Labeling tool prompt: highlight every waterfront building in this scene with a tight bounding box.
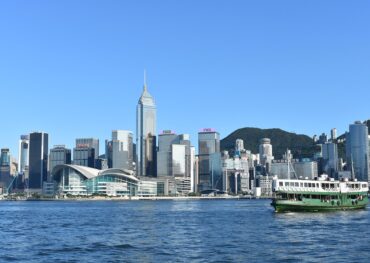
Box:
[255,175,274,197]
[105,140,113,168]
[222,150,250,194]
[0,148,13,192]
[112,130,134,170]
[321,142,339,178]
[270,150,318,180]
[76,138,99,160]
[138,176,177,196]
[73,146,95,168]
[51,164,178,197]
[345,121,369,182]
[0,148,10,166]
[18,135,29,174]
[271,159,318,180]
[136,77,157,177]
[294,160,318,179]
[28,132,49,191]
[52,165,138,196]
[49,145,71,175]
[198,129,222,191]
[157,131,195,194]
[259,138,274,169]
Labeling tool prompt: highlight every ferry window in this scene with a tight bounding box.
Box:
[316,183,319,188]
[330,184,334,188]
[304,183,308,187]
[279,182,283,186]
[300,183,303,187]
[355,184,359,188]
[290,182,294,187]
[308,183,311,187]
[295,182,299,187]
[362,184,367,188]
[285,182,289,187]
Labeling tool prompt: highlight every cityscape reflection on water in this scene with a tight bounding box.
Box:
[0,199,369,263]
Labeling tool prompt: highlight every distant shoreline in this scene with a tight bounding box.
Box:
[1,195,271,202]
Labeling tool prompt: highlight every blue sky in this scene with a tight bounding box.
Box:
[0,0,369,157]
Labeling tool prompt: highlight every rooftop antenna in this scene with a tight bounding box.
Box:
[143,69,147,91]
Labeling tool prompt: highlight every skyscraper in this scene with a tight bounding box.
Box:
[18,135,29,174]
[73,146,95,168]
[28,132,49,190]
[75,138,99,159]
[49,145,72,174]
[198,129,221,191]
[346,121,369,182]
[0,148,12,192]
[157,131,195,194]
[259,138,274,166]
[322,142,338,178]
[112,130,134,170]
[136,76,157,177]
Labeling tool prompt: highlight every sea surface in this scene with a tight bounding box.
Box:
[0,199,369,263]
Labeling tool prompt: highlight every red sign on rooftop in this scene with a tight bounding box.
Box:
[200,128,216,133]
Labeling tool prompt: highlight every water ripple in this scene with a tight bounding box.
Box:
[0,200,369,262]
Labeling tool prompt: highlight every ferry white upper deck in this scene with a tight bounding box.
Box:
[272,175,369,194]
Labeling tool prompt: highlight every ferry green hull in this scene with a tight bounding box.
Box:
[272,197,368,212]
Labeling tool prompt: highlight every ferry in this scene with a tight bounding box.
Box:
[271,174,369,212]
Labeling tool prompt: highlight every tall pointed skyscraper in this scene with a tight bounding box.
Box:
[136,73,157,177]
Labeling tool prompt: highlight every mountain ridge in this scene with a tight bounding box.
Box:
[220,127,319,159]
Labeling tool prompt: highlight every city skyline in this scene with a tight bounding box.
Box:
[1,1,370,156]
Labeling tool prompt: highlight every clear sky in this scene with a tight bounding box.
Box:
[0,0,369,157]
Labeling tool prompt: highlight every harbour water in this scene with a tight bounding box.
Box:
[0,199,369,262]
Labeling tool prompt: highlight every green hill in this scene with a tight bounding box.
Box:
[221,127,319,159]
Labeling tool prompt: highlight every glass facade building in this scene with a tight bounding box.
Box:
[52,165,139,196]
[112,130,134,170]
[73,147,95,168]
[76,138,99,160]
[18,135,29,173]
[198,129,221,191]
[346,121,369,182]
[136,82,157,177]
[157,132,195,194]
[28,132,49,190]
[49,145,72,175]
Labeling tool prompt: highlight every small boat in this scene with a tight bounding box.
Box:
[271,174,369,212]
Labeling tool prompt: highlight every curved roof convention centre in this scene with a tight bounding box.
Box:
[52,164,138,182]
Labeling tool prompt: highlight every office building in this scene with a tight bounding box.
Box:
[157,131,195,194]
[331,128,337,141]
[321,142,339,178]
[0,148,13,192]
[222,150,250,194]
[136,77,157,177]
[105,140,113,168]
[73,146,95,168]
[112,130,134,170]
[346,121,369,182]
[18,135,29,173]
[28,132,49,190]
[49,145,72,175]
[75,138,99,159]
[198,129,222,191]
[259,138,274,168]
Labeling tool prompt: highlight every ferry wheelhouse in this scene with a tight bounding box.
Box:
[271,174,369,212]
